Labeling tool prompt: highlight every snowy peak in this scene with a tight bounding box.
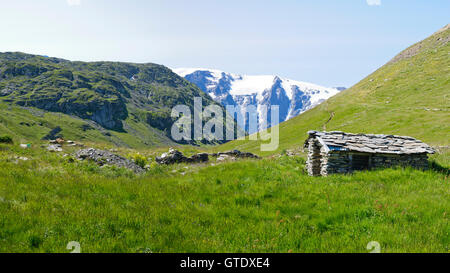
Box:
[173,68,343,133]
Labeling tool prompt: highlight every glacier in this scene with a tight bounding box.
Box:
[173,68,343,134]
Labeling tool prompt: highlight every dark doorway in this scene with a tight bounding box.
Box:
[351,154,371,171]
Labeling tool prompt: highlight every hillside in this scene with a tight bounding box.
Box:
[0,144,448,253]
[0,52,224,148]
[173,68,342,134]
[217,25,450,156]
[0,26,448,254]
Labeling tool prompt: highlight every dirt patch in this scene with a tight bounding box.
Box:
[322,111,335,131]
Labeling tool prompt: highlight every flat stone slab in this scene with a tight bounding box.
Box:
[306,131,435,155]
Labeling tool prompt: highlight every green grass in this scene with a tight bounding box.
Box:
[0,102,179,149]
[0,144,448,253]
[0,51,227,147]
[0,26,448,254]
[217,26,450,156]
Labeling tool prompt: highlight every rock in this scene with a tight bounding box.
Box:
[156,148,186,164]
[217,154,236,162]
[12,156,30,164]
[49,139,82,147]
[285,149,302,157]
[41,127,62,141]
[156,149,210,165]
[74,148,144,173]
[0,87,14,96]
[210,150,260,159]
[156,149,259,165]
[187,153,209,163]
[47,144,63,152]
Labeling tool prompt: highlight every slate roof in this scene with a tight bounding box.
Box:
[305,131,435,155]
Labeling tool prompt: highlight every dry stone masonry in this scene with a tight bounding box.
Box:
[305,131,435,176]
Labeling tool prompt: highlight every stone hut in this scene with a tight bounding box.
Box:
[304,131,435,176]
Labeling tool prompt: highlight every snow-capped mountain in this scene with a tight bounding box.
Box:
[173,68,343,134]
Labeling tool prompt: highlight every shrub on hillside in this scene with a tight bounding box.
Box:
[0,135,13,144]
[128,153,148,168]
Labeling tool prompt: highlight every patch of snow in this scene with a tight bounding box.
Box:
[172,67,344,133]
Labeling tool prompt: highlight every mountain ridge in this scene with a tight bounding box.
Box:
[0,52,227,147]
[173,68,343,133]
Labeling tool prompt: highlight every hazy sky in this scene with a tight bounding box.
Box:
[0,0,448,87]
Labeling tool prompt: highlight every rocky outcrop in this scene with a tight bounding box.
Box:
[16,95,127,130]
[44,138,83,152]
[74,148,144,173]
[41,127,63,140]
[47,144,63,152]
[209,150,260,159]
[156,149,187,164]
[155,149,260,165]
[0,52,225,140]
[156,148,209,165]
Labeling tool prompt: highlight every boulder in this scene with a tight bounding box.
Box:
[187,153,209,163]
[156,149,209,165]
[74,148,144,173]
[47,144,63,152]
[156,149,259,165]
[210,150,260,159]
[156,148,186,164]
[216,154,236,162]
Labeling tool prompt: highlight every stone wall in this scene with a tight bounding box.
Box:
[321,151,351,176]
[307,148,430,176]
[306,139,322,176]
[371,153,429,170]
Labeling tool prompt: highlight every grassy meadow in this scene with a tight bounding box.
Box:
[0,142,448,253]
[0,25,448,254]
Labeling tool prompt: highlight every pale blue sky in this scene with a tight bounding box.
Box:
[0,0,448,87]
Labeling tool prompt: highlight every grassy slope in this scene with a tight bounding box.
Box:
[217,26,450,157]
[0,52,225,148]
[0,102,176,148]
[0,145,448,253]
